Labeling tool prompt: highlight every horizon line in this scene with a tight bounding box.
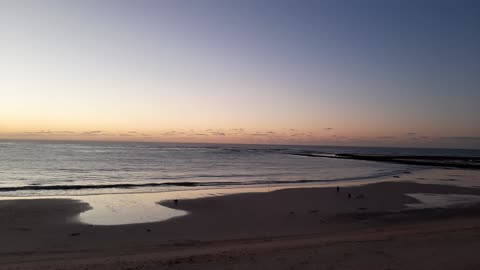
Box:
[1,138,479,151]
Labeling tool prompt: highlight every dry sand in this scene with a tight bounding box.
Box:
[1,178,480,269]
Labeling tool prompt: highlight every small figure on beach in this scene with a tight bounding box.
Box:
[348,193,351,199]
[336,186,340,193]
[174,199,178,205]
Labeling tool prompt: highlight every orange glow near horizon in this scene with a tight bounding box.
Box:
[1,124,479,149]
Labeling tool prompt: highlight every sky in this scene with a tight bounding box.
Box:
[1,0,479,148]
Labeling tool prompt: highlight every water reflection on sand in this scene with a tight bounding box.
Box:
[406,193,480,209]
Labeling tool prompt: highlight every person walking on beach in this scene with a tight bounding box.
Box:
[336,186,340,193]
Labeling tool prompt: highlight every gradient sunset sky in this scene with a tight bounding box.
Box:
[1,0,479,148]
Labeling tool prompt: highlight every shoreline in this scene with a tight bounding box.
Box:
[0,166,420,194]
[1,167,478,226]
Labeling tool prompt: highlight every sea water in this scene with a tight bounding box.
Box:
[1,140,478,198]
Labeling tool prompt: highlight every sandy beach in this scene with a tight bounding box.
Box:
[1,169,480,269]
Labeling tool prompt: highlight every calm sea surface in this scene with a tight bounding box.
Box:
[1,140,479,197]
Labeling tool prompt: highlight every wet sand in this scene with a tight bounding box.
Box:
[1,178,480,269]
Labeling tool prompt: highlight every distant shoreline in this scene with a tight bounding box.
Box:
[292,153,480,169]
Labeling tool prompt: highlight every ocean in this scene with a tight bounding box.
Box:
[1,140,479,197]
